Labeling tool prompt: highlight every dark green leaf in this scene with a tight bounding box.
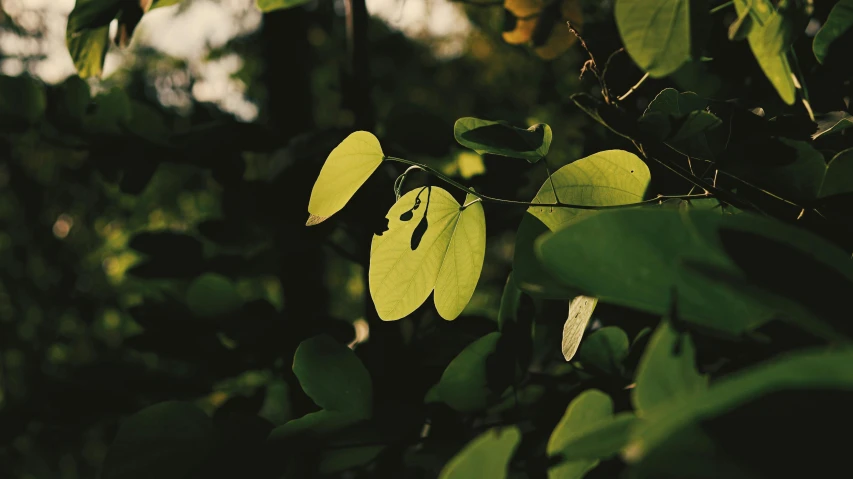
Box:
[67,0,123,32]
[186,273,243,318]
[102,401,215,479]
[291,335,372,415]
[437,332,503,413]
[454,117,552,162]
[821,148,853,198]
[812,111,853,140]
[0,75,46,127]
[813,0,853,64]
[577,326,629,376]
[639,88,722,160]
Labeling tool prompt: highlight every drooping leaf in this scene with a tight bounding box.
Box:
[370,188,485,321]
[307,131,384,225]
[821,148,853,198]
[813,0,853,64]
[561,296,598,362]
[615,0,709,78]
[513,150,649,299]
[438,427,521,479]
[632,321,708,415]
[576,326,629,376]
[102,402,215,479]
[812,111,853,139]
[734,0,797,105]
[547,390,617,479]
[256,0,312,12]
[66,0,124,78]
[186,273,243,319]
[454,117,552,162]
[67,0,123,32]
[437,332,503,413]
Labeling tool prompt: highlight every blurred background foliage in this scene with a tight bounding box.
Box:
[0,0,850,477]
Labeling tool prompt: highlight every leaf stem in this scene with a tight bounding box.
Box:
[709,1,734,14]
[617,72,650,102]
[384,156,711,210]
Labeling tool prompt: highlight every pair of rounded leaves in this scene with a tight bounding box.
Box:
[369,187,486,321]
[502,0,583,61]
[454,117,552,163]
[307,131,384,226]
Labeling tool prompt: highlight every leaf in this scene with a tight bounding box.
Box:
[498,273,523,333]
[151,0,183,9]
[625,348,853,467]
[576,326,629,376]
[102,402,215,479]
[821,148,853,198]
[813,0,853,64]
[437,332,503,413]
[615,0,709,78]
[528,150,651,231]
[186,273,243,318]
[85,87,132,135]
[727,7,753,41]
[513,150,649,299]
[291,335,372,415]
[723,138,826,203]
[256,0,312,12]
[535,209,775,336]
[67,26,110,78]
[370,188,485,321]
[561,296,598,362]
[812,111,853,140]
[67,0,123,32]
[0,75,46,128]
[547,390,616,479]
[502,0,583,61]
[307,131,384,226]
[632,321,708,415]
[639,88,722,161]
[438,427,521,479]
[54,75,91,122]
[454,117,552,162]
[734,0,797,105]
[434,194,486,320]
[126,101,172,145]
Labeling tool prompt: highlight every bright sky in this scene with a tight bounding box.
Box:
[0,0,471,121]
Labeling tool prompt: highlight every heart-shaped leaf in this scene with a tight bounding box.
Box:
[370,188,485,321]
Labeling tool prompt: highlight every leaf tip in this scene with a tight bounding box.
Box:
[306,214,328,226]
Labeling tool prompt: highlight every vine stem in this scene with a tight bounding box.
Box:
[709,1,734,14]
[618,72,650,102]
[384,156,711,210]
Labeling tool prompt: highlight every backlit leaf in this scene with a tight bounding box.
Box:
[561,295,598,362]
[615,0,709,77]
[734,0,797,105]
[547,390,616,479]
[307,131,384,225]
[370,187,485,321]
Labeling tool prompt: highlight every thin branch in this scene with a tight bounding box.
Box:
[601,48,625,90]
[617,72,650,102]
[566,20,613,102]
[385,156,711,210]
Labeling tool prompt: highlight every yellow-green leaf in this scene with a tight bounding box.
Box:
[547,390,614,479]
[734,0,797,105]
[369,187,486,321]
[307,131,384,226]
[561,295,598,362]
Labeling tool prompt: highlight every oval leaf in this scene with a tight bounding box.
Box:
[734,0,797,105]
[438,426,521,479]
[370,187,486,321]
[307,131,384,225]
[576,326,629,376]
[615,0,709,78]
[454,117,552,162]
[291,334,372,415]
[437,332,502,413]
